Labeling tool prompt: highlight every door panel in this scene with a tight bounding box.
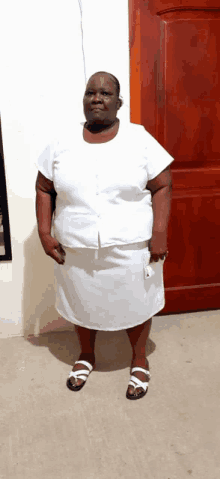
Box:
[147,0,220,14]
[129,1,220,313]
[163,11,220,163]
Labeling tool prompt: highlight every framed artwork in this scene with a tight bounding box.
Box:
[0,116,12,261]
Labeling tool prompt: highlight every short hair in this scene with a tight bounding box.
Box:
[89,71,123,105]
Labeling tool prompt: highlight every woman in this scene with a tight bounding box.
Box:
[36,71,174,400]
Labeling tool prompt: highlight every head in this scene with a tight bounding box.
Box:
[83,72,123,126]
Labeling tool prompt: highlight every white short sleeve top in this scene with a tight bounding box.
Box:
[36,120,174,248]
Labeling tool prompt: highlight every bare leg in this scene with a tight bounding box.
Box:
[75,324,97,358]
[69,325,97,387]
[126,318,152,396]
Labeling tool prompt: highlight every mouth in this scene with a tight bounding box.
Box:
[91,108,103,111]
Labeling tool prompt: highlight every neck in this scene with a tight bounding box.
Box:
[85,118,118,134]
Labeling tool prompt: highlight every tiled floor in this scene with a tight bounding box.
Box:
[1,310,220,479]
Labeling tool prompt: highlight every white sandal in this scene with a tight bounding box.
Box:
[66,360,93,391]
[126,367,151,400]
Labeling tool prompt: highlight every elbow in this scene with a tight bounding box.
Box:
[152,183,172,197]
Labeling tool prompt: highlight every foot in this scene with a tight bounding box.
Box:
[68,353,95,388]
[127,357,150,398]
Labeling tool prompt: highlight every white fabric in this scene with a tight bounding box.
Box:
[54,240,166,331]
[36,120,174,249]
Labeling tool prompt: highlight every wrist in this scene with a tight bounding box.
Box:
[38,230,51,239]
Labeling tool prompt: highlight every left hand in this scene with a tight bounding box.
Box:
[149,233,169,263]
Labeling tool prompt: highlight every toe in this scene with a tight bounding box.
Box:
[127,386,144,397]
[135,387,144,396]
[69,377,83,387]
[127,385,135,396]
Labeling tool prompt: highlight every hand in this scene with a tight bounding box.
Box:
[39,233,66,265]
[149,233,168,263]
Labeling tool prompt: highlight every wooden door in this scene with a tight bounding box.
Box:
[129,0,220,314]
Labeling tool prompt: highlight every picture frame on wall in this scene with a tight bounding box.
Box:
[0,116,12,261]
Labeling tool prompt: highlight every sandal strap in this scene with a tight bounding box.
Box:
[69,369,90,382]
[74,360,93,372]
[128,376,149,392]
[131,367,151,377]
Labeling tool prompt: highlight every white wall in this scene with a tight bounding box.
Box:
[0,0,130,337]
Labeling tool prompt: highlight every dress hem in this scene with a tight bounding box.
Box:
[55,303,165,332]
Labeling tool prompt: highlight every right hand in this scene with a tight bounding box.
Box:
[40,234,66,265]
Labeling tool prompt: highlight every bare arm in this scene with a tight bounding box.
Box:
[147,166,172,261]
[35,171,54,236]
[35,171,65,264]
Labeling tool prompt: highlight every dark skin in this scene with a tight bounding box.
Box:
[83,73,121,143]
[36,73,172,397]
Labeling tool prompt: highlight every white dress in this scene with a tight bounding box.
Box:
[54,239,166,331]
[37,120,174,331]
[35,1,174,331]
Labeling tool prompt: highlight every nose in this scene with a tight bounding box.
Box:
[92,92,102,103]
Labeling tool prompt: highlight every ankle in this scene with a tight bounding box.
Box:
[132,351,146,361]
[132,355,148,366]
[79,352,95,361]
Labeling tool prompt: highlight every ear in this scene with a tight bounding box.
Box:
[116,99,122,110]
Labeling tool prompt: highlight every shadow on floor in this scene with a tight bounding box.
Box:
[27,329,156,373]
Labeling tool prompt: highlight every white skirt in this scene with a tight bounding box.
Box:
[54,240,165,331]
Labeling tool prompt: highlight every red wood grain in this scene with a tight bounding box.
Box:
[129,0,220,313]
[129,0,142,123]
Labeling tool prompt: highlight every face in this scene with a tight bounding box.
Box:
[83,74,120,125]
